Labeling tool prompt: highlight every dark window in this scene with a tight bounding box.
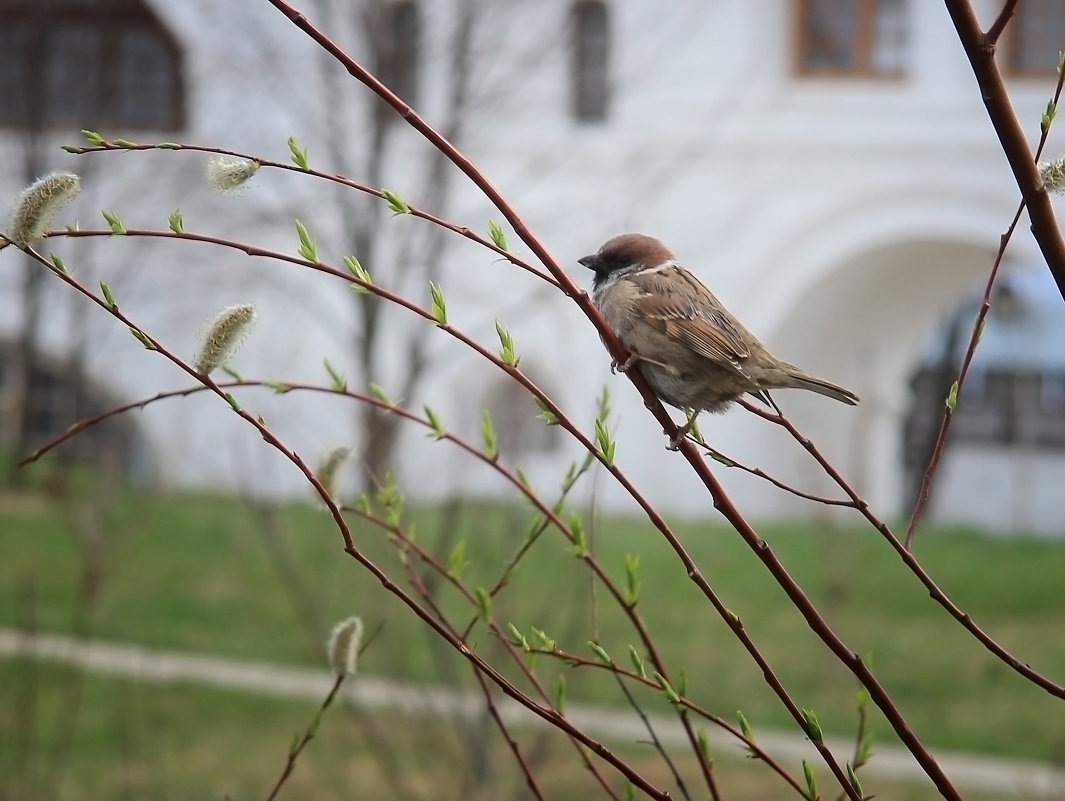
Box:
[904,367,1065,455]
[796,0,908,77]
[366,0,421,124]
[1007,0,1065,77]
[0,0,185,131]
[571,0,610,122]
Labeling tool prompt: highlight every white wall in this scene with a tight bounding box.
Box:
[3,0,1063,528]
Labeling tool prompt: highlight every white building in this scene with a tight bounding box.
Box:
[2,0,1063,531]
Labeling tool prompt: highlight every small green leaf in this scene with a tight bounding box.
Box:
[623,553,641,605]
[488,220,508,251]
[60,144,84,154]
[495,320,518,367]
[515,467,532,490]
[100,282,117,311]
[224,392,241,412]
[448,540,467,578]
[802,708,823,746]
[569,514,587,556]
[623,783,635,801]
[594,417,615,465]
[265,381,292,394]
[676,667,687,697]
[424,405,446,440]
[474,586,492,622]
[112,138,137,149]
[81,129,104,145]
[49,253,67,275]
[945,380,959,411]
[288,136,309,170]
[381,188,410,215]
[168,209,184,233]
[653,671,680,704]
[343,255,372,292]
[596,385,611,420]
[532,627,556,651]
[506,622,529,650]
[221,365,243,381]
[707,449,735,467]
[481,410,499,460]
[588,641,611,665]
[628,645,646,678]
[370,382,393,405]
[288,731,300,757]
[129,327,155,350]
[802,760,817,801]
[323,359,347,391]
[429,281,447,326]
[534,396,559,425]
[294,220,317,262]
[102,209,126,235]
[1042,99,1058,131]
[737,710,755,742]
[554,674,566,713]
[697,728,712,761]
[846,762,863,799]
[157,142,179,150]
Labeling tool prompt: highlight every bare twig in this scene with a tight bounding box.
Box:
[904,30,1065,546]
[740,398,1065,700]
[264,674,345,801]
[944,0,1065,298]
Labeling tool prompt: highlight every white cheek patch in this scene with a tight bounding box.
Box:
[634,260,681,276]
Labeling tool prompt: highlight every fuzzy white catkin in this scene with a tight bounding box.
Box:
[194,304,256,374]
[326,617,363,677]
[205,156,260,193]
[6,171,81,246]
[1039,157,1065,194]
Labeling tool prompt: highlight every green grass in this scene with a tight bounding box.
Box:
[2,484,1064,770]
[0,659,1048,801]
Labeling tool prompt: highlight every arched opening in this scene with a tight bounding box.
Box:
[756,237,1000,517]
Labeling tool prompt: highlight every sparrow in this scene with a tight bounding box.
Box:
[579,233,858,445]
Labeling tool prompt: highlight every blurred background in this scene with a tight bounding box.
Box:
[2,2,1065,800]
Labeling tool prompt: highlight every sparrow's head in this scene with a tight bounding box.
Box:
[579,233,676,287]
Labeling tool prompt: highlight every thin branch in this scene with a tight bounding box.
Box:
[904,35,1065,545]
[264,674,345,801]
[65,138,559,288]
[739,398,1065,701]
[984,0,1018,47]
[944,0,1065,300]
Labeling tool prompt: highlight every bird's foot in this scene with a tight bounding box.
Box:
[612,352,640,374]
[667,412,700,450]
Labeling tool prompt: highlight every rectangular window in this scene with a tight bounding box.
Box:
[1007,0,1065,77]
[571,0,610,122]
[796,0,908,78]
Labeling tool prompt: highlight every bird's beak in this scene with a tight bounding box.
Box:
[578,254,598,270]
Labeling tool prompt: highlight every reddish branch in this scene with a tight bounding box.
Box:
[256,3,960,796]
[740,399,1065,700]
[944,0,1065,300]
[907,2,1065,544]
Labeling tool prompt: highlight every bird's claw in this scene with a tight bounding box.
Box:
[612,353,639,374]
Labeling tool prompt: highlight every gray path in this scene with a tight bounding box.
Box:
[1,628,1062,798]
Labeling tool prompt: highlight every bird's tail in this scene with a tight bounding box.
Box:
[780,365,860,406]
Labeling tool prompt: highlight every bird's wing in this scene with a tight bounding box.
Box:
[630,265,752,370]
